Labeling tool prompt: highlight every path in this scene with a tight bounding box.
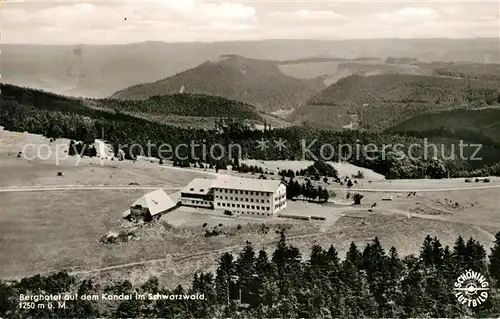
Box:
[2,183,499,193]
[328,184,500,193]
[0,185,181,193]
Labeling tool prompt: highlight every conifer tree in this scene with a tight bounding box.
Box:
[489,231,500,288]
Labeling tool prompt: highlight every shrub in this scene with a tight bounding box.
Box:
[204,229,221,237]
[352,170,365,179]
[202,223,208,228]
[353,193,364,205]
[465,178,472,183]
[475,178,480,182]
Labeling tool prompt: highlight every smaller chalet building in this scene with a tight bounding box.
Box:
[180,178,215,209]
[123,188,177,222]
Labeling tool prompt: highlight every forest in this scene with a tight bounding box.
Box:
[1,84,499,179]
[96,93,262,120]
[1,232,500,318]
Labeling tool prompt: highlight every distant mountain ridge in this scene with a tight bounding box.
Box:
[4,38,498,98]
[110,55,326,112]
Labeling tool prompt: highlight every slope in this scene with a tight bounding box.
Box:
[289,74,500,131]
[0,84,263,124]
[110,55,325,112]
[385,108,500,144]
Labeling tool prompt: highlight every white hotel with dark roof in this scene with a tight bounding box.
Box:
[181,176,287,217]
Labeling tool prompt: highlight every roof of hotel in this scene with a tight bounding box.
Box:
[130,188,177,216]
[181,178,216,195]
[211,176,283,193]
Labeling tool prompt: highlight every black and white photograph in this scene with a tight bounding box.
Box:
[1,0,500,318]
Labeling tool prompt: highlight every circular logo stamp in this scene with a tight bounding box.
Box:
[454,269,490,307]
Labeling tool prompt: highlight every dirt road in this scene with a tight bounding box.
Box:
[2,184,499,193]
[0,185,181,192]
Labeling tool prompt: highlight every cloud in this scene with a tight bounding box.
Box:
[2,0,258,43]
[2,1,497,44]
[378,7,440,24]
[268,9,345,21]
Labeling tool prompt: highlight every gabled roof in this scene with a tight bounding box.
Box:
[131,188,177,216]
[181,178,215,196]
[211,176,283,193]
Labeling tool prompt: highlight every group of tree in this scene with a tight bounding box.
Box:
[285,178,330,203]
[235,163,265,175]
[292,160,339,179]
[67,140,97,157]
[2,232,500,318]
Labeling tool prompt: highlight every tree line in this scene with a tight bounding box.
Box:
[1,232,500,318]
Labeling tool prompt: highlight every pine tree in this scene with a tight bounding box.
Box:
[236,241,256,303]
[465,237,488,272]
[345,242,363,270]
[489,231,500,288]
[420,235,434,266]
[453,235,467,273]
[401,256,427,317]
[382,247,404,317]
[215,252,235,306]
[431,236,444,267]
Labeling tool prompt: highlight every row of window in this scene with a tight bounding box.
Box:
[217,202,271,211]
[216,188,270,196]
[240,211,272,217]
[184,199,210,206]
[215,195,269,203]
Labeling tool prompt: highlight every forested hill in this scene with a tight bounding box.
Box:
[95,93,262,120]
[290,74,500,131]
[309,74,500,107]
[385,108,500,145]
[431,63,500,81]
[0,84,262,121]
[110,55,326,112]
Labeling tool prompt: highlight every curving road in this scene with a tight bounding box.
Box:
[2,184,499,193]
[329,184,500,193]
[0,185,181,193]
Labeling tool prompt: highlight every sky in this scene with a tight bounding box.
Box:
[2,0,499,44]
